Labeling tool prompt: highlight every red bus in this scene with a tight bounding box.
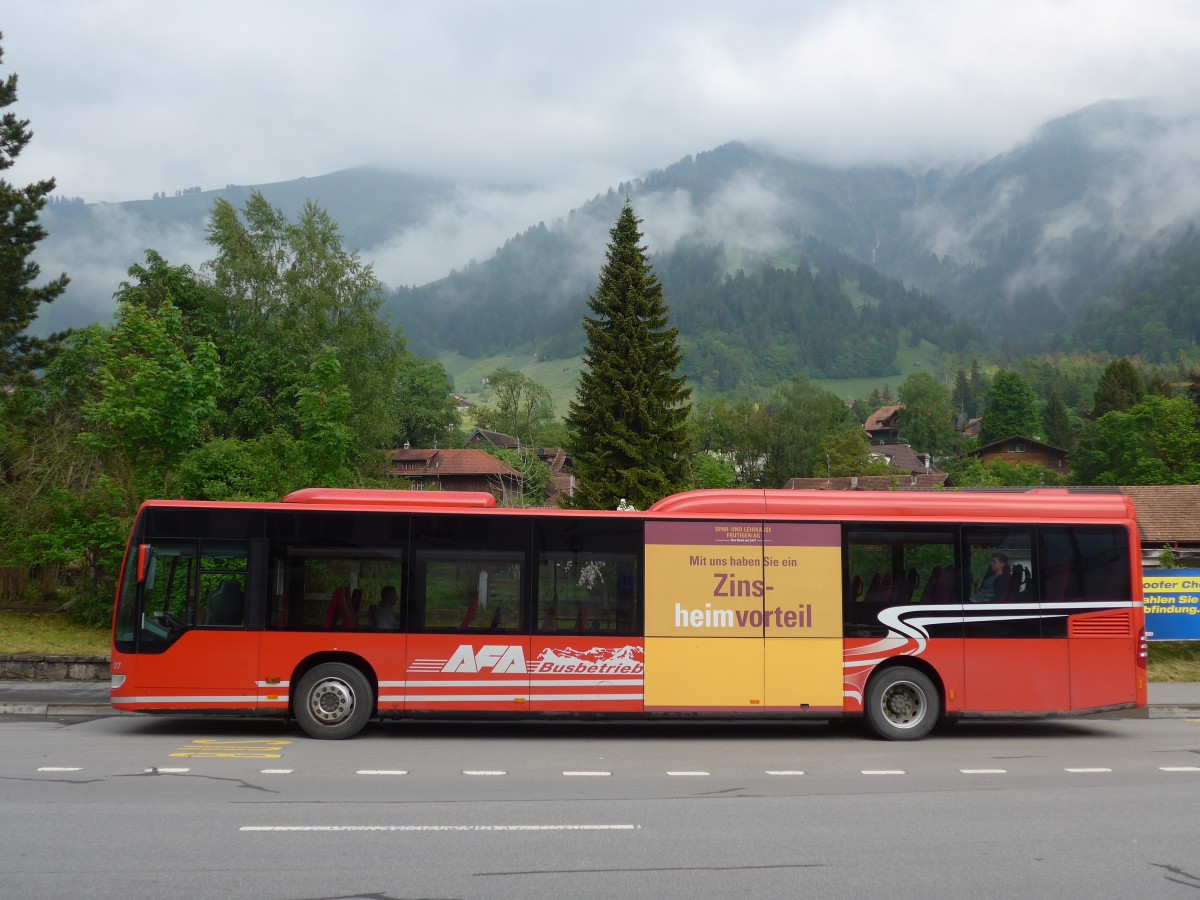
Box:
[109,487,1147,740]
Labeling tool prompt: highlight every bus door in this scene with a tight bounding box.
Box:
[643,520,768,712]
[131,540,259,708]
[404,515,531,713]
[1041,526,1139,711]
[962,527,1069,712]
[528,518,645,713]
[762,522,843,713]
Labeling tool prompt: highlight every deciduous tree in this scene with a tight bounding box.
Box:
[897,372,957,458]
[980,370,1041,444]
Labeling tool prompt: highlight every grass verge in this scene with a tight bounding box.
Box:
[0,612,110,656]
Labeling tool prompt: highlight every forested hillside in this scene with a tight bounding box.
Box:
[1071,224,1200,362]
[34,99,1200,381]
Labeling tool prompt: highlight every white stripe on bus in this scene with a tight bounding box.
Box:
[379,679,643,688]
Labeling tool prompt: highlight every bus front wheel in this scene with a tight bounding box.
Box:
[864,666,939,741]
[294,662,373,739]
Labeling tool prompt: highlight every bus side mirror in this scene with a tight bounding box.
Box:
[137,544,152,584]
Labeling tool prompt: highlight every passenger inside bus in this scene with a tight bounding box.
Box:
[370,585,401,629]
[972,552,1009,602]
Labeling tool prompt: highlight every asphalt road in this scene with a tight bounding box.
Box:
[3,713,1200,900]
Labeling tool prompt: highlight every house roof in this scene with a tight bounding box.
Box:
[869,441,943,475]
[465,427,520,449]
[865,405,903,432]
[388,448,523,477]
[968,435,1068,457]
[1119,485,1200,543]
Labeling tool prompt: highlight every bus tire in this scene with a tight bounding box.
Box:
[294,662,373,739]
[864,666,939,741]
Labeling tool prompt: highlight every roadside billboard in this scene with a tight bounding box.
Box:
[1143,569,1200,640]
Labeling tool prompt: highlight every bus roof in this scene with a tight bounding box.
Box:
[647,488,1136,524]
[136,487,1137,526]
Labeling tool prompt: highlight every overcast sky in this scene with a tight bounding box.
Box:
[8,0,1200,205]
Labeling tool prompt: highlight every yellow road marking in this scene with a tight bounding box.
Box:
[171,738,292,760]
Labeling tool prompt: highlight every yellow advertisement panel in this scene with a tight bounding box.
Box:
[764,638,843,709]
[644,638,763,709]
[643,520,843,711]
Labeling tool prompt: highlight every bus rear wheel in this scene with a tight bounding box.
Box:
[864,666,939,741]
[294,662,373,739]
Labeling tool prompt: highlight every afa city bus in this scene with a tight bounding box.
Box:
[109,487,1147,740]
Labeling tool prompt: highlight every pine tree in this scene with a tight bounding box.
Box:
[1093,357,1145,418]
[0,33,68,385]
[1042,389,1074,451]
[565,202,692,509]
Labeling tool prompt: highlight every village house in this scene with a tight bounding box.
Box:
[968,435,1069,473]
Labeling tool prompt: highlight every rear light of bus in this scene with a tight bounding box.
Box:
[1137,627,1148,669]
[110,674,126,690]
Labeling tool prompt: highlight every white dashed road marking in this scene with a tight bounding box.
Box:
[1065,768,1112,773]
[463,770,506,776]
[38,767,82,772]
[563,771,611,776]
[862,769,906,775]
[260,769,293,774]
[240,824,640,832]
[356,770,409,775]
[667,771,710,776]
[765,770,806,776]
[960,769,1008,774]
[1159,766,1200,772]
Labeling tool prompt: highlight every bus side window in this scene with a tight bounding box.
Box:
[534,518,643,638]
[845,525,957,635]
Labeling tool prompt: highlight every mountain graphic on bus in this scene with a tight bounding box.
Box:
[530,644,644,674]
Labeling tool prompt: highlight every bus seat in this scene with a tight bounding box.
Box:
[1007,566,1026,600]
[460,594,478,631]
[322,587,358,629]
[489,606,503,630]
[205,580,244,626]
[920,566,942,603]
[1044,565,1069,602]
[879,572,893,601]
[851,574,863,602]
[574,606,589,633]
[899,567,919,603]
[865,573,881,602]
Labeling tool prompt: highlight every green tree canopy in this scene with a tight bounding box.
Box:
[473,367,555,444]
[692,395,771,487]
[980,369,1041,445]
[565,203,693,509]
[897,372,957,457]
[1072,395,1200,485]
[819,425,891,477]
[1041,389,1075,451]
[762,377,854,486]
[1092,357,1145,418]
[202,193,409,454]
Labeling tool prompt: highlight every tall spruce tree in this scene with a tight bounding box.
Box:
[0,33,68,384]
[1042,389,1074,450]
[565,202,692,509]
[1093,357,1144,418]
